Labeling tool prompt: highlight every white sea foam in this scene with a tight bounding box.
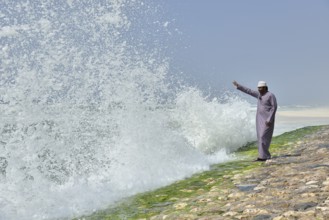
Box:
[0,1,258,219]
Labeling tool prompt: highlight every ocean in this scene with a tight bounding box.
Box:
[1,1,329,219]
[275,106,329,136]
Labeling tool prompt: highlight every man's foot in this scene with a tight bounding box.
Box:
[253,158,267,162]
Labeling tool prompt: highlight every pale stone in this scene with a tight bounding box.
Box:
[203,177,215,182]
[228,192,244,199]
[178,214,197,219]
[317,148,327,154]
[301,193,316,198]
[316,206,329,211]
[221,189,231,194]
[283,210,299,217]
[322,181,329,186]
[180,189,193,193]
[173,202,187,210]
[237,215,256,220]
[197,198,212,203]
[321,185,329,191]
[217,196,227,201]
[301,210,316,216]
[232,174,243,180]
[223,203,232,208]
[223,211,238,217]
[260,179,271,185]
[307,184,319,188]
[232,170,241,174]
[206,181,216,185]
[223,175,232,179]
[210,186,220,191]
[245,204,256,209]
[207,202,217,206]
[243,208,269,215]
[190,207,201,213]
[207,191,221,198]
[254,185,266,190]
[306,180,319,185]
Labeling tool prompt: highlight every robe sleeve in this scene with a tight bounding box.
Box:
[267,93,277,123]
[236,84,259,99]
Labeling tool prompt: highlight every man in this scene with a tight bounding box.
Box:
[232,80,277,161]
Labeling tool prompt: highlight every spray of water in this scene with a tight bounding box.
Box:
[0,1,255,219]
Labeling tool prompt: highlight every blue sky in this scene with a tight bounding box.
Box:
[162,0,329,106]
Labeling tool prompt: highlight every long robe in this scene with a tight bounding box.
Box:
[237,84,277,159]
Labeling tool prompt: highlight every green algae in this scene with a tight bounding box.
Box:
[73,125,325,220]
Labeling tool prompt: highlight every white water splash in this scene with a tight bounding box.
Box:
[0,1,255,219]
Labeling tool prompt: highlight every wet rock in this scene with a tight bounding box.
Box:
[236,184,257,192]
[252,214,273,220]
[293,202,318,211]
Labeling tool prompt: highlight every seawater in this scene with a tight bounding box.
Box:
[275,106,329,136]
[0,1,256,219]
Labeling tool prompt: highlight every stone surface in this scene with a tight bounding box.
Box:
[146,126,329,219]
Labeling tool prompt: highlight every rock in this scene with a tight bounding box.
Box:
[306,180,319,185]
[243,208,269,215]
[316,206,329,211]
[197,198,212,203]
[301,193,316,198]
[252,214,273,220]
[293,202,318,211]
[232,174,243,180]
[209,186,220,191]
[321,185,329,191]
[253,185,266,191]
[322,180,329,186]
[190,207,201,213]
[282,210,299,217]
[227,192,245,199]
[236,184,257,192]
[173,202,187,210]
[272,216,284,220]
[223,211,238,217]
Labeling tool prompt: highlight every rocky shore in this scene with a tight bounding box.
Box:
[146,126,329,220]
[77,126,329,220]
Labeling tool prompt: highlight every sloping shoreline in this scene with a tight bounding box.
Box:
[75,125,329,220]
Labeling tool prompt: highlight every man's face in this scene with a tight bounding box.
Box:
[258,87,266,95]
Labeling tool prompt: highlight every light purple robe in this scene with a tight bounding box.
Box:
[237,84,277,159]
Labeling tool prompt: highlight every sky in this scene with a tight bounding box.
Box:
[161,0,329,106]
